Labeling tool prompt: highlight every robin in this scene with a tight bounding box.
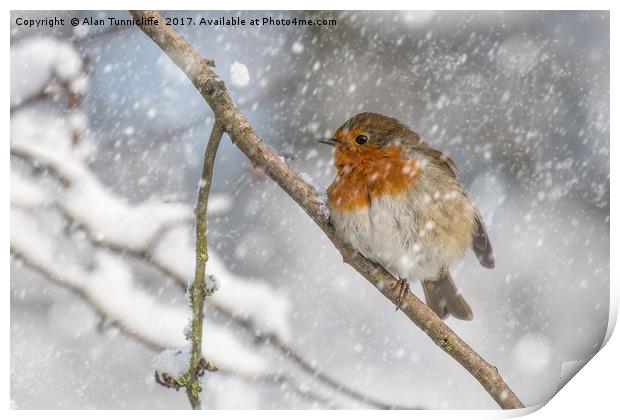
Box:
[319,112,494,320]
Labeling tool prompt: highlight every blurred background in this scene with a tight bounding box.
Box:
[10,10,609,409]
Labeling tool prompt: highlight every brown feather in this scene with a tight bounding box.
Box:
[471,208,495,268]
[416,144,458,178]
[415,141,495,270]
[422,270,473,321]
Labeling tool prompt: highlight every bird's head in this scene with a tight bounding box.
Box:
[318,112,420,170]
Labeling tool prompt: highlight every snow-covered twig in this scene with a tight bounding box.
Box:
[10,37,88,113]
[130,9,524,410]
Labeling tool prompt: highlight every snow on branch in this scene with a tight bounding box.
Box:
[11,140,192,252]
[10,139,291,341]
[11,172,51,209]
[11,214,337,407]
[10,210,267,376]
[10,37,88,110]
[130,9,525,410]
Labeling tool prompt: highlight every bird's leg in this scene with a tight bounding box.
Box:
[394,278,410,311]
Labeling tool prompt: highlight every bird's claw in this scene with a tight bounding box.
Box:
[394,278,409,311]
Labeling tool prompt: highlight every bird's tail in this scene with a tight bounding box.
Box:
[421,270,473,321]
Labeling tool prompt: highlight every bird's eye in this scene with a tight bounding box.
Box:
[355,135,368,145]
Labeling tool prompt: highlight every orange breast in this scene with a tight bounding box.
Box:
[327,146,419,212]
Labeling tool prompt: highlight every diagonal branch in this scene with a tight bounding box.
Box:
[131,9,523,409]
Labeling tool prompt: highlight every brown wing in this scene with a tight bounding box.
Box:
[471,208,495,268]
[409,140,495,269]
[417,143,458,178]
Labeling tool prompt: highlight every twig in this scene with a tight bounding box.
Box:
[155,358,217,396]
[183,121,224,409]
[130,10,524,409]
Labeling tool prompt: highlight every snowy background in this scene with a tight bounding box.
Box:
[10,10,609,409]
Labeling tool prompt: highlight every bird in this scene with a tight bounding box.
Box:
[319,112,494,320]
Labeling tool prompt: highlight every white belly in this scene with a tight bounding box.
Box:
[329,181,475,282]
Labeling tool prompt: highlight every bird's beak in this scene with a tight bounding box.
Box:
[316,138,340,147]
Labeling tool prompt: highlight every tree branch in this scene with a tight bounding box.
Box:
[180,120,223,409]
[130,10,523,409]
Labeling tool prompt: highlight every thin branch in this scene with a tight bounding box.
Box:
[130,10,524,410]
[180,120,224,409]
[10,53,88,115]
[10,90,51,114]
[11,147,73,187]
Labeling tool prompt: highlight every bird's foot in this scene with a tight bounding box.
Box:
[394,278,409,311]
